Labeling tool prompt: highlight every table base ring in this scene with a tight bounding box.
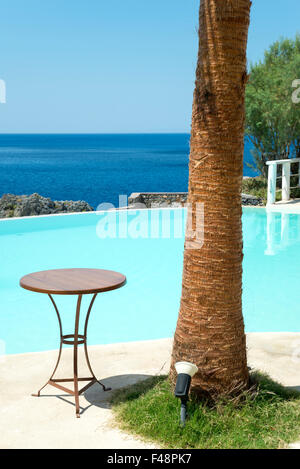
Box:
[62,334,85,345]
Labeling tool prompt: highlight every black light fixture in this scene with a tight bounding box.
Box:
[174,361,198,427]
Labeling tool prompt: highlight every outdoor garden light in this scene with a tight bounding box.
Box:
[174,361,198,427]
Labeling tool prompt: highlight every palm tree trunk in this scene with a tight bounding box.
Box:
[171,0,252,397]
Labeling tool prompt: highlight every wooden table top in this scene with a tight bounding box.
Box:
[20,268,126,295]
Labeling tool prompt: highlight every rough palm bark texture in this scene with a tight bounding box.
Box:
[171,0,252,397]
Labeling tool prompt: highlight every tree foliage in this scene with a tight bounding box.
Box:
[245,35,300,177]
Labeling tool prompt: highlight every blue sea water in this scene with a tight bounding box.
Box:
[0,134,256,208]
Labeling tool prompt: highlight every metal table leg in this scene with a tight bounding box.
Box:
[32,293,111,418]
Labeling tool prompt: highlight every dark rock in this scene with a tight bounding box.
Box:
[241,193,263,206]
[128,192,188,209]
[128,192,263,208]
[0,193,93,218]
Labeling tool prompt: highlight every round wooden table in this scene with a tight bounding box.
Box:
[20,268,126,418]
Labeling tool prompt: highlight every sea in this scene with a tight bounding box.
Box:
[0,134,256,209]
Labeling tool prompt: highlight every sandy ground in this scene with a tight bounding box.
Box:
[1,333,300,449]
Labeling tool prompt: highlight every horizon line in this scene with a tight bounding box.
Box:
[0,131,191,136]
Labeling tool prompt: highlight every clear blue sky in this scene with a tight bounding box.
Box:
[1,0,299,133]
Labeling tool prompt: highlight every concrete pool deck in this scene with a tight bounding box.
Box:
[1,333,300,449]
[267,199,300,213]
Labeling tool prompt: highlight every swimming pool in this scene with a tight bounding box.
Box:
[1,207,300,355]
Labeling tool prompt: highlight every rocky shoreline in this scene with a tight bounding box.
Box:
[0,189,263,219]
[0,193,93,219]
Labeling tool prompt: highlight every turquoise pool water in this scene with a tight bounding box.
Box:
[1,207,300,355]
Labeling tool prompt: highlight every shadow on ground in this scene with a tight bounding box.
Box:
[84,374,153,410]
[36,374,154,416]
[285,385,300,393]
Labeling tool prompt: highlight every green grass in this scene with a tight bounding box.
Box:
[111,374,300,449]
